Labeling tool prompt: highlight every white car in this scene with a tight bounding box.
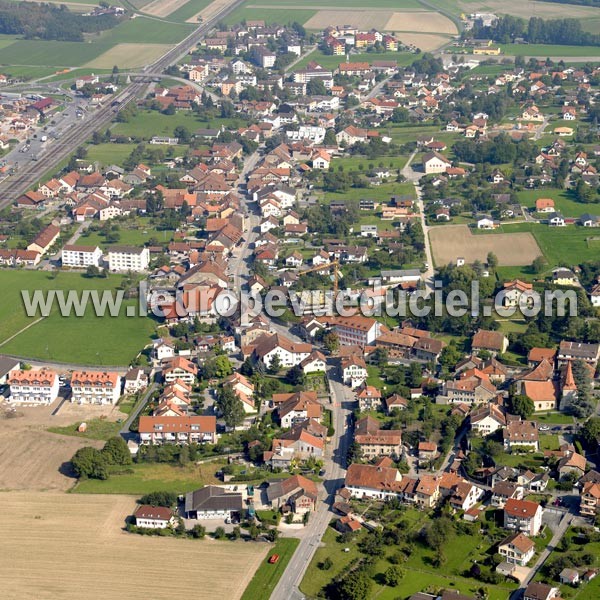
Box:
[538,425,550,431]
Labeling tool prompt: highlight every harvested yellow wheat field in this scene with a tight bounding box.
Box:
[0,492,267,600]
[386,11,457,35]
[85,43,174,69]
[429,224,542,267]
[395,32,452,51]
[142,0,189,18]
[304,9,392,31]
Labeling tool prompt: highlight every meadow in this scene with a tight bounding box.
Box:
[0,270,155,365]
[72,460,226,494]
[294,50,416,71]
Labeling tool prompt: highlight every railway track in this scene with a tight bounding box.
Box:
[0,0,245,205]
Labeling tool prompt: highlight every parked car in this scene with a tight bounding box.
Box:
[538,425,550,431]
[268,554,280,564]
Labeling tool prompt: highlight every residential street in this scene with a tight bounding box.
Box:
[270,372,353,600]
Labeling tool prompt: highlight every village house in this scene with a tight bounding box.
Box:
[340,354,368,388]
[354,415,402,459]
[471,329,509,356]
[504,498,543,536]
[498,532,535,566]
[134,505,177,529]
[356,384,383,412]
[266,475,318,520]
[123,368,149,394]
[503,420,539,452]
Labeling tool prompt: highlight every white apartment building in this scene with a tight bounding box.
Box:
[70,371,122,405]
[61,244,103,268]
[332,316,381,346]
[107,245,150,272]
[8,369,60,405]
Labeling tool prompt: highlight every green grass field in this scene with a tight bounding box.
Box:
[0,271,155,365]
[98,16,194,45]
[48,417,123,441]
[0,39,111,67]
[79,216,175,247]
[516,189,599,219]
[72,460,225,494]
[241,538,300,600]
[501,44,600,57]
[112,109,246,139]
[293,50,416,71]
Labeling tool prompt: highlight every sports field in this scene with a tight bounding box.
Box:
[429,224,542,266]
[0,492,267,600]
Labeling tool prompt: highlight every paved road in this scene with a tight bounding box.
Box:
[401,150,434,292]
[119,381,156,436]
[270,372,353,600]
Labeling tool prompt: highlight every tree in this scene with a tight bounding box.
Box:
[102,436,131,466]
[323,332,339,354]
[216,385,245,429]
[508,394,535,419]
[268,354,282,374]
[319,557,333,570]
[71,446,109,480]
[178,444,190,465]
[191,524,206,538]
[85,265,100,278]
[214,526,226,539]
[582,417,600,450]
[486,252,498,269]
[323,128,337,146]
[335,567,372,600]
[286,365,305,386]
[139,491,177,507]
[531,255,548,274]
[383,566,403,587]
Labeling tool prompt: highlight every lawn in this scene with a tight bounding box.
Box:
[535,411,576,425]
[79,216,176,248]
[48,417,123,441]
[540,434,560,451]
[333,154,410,172]
[323,182,415,205]
[516,189,599,219]
[241,538,300,600]
[72,459,225,494]
[0,271,155,366]
[85,143,139,166]
[112,109,246,139]
[500,44,600,57]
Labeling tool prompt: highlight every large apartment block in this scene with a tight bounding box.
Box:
[107,245,150,272]
[138,416,217,445]
[70,371,122,405]
[8,369,60,405]
[61,244,103,268]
